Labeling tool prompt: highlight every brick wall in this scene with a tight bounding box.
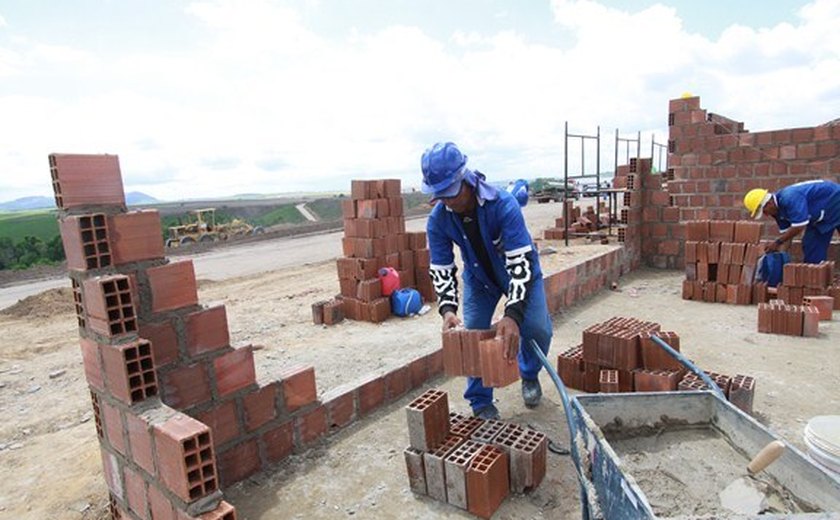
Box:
[642,96,840,268]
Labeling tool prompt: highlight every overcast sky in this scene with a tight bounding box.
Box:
[1,0,838,203]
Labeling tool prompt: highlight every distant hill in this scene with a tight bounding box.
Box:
[0,196,54,211]
[0,191,159,211]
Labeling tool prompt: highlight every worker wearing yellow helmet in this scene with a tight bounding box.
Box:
[744,180,840,263]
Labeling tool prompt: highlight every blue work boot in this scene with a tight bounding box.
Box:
[473,403,500,420]
[522,378,542,408]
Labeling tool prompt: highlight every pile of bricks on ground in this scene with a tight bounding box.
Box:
[757,301,822,337]
[52,154,450,520]
[543,201,609,241]
[441,329,520,387]
[556,316,756,414]
[403,389,547,519]
[775,261,839,307]
[681,219,765,304]
[318,178,434,325]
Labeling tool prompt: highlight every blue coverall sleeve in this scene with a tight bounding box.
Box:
[427,212,459,315]
[780,192,810,230]
[498,198,535,326]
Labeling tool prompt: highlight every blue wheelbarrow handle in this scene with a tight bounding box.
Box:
[648,334,726,400]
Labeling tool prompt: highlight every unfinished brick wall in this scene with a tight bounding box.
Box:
[647,96,840,268]
[53,154,447,519]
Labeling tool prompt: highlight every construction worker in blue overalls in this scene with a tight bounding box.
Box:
[744,180,840,263]
[421,142,552,420]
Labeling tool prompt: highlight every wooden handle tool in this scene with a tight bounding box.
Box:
[747,440,786,475]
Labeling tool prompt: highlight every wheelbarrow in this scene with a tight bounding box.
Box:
[528,336,840,519]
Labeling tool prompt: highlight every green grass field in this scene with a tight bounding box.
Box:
[253,204,307,227]
[0,210,59,242]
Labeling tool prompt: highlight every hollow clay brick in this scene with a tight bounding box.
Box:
[278,365,317,412]
[466,445,510,519]
[405,388,450,452]
[404,447,427,495]
[147,260,199,313]
[423,434,465,502]
[213,346,256,397]
[444,439,484,510]
[49,153,126,209]
[185,305,230,357]
[153,413,218,502]
[108,210,165,265]
[478,335,520,388]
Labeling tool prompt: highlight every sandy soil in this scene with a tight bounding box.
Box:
[1,198,837,519]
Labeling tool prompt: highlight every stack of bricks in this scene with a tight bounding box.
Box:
[442,329,520,387]
[311,299,345,325]
[403,389,547,518]
[335,179,434,323]
[678,372,757,414]
[757,301,821,337]
[681,219,764,304]
[52,154,449,519]
[543,203,607,240]
[614,158,647,265]
[777,261,835,306]
[556,316,756,413]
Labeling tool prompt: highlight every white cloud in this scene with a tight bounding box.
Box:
[0,0,838,203]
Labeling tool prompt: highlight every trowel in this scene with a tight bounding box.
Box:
[719,440,786,515]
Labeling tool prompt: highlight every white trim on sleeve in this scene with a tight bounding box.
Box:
[430,262,456,271]
[789,220,809,227]
[504,245,533,258]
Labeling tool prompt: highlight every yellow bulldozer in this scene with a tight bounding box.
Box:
[165,208,264,248]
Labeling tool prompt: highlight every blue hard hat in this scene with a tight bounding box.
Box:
[420,142,468,196]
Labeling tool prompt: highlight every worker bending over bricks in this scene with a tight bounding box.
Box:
[744,180,840,263]
[421,142,553,420]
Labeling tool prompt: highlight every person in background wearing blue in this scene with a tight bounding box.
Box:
[744,180,840,263]
[421,142,552,420]
[506,179,530,207]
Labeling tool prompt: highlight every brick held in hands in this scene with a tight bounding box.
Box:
[423,434,465,502]
[101,338,158,405]
[83,275,138,337]
[153,413,218,502]
[49,153,126,210]
[442,329,465,376]
[461,329,495,377]
[278,365,317,412]
[147,260,199,313]
[108,210,165,264]
[404,447,427,495]
[478,335,520,388]
[60,213,112,271]
[466,445,510,519]
[444,439,485,510]
[405,388,450,452]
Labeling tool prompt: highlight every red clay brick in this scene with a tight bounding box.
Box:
[444,439,484,509]
[384,365,410,401]
[108,210,165,265]
[49,153,126,209]
[101,339,158,405]
[803,295,834,320]
[322,384,356,431]
[442,329,465,376]
[278,365,317,412]
[147,260,199,313]
[295,405,327,447]
[466,445,509,519]
[213,346,256,397]
[159,362,212,409]
[83,275,138,337]
[60,214,112,271]
[147,484,175,520]
[153,413,218,502]
[407,355,430,389]
[194,400,241,447]
[426,348,444,377]
[242,382,278,432]
[218,439,261,487]
[79,338,106,391]
[358,375,385,416]
[123,465,148,519]
[478,335,520,388]
[262,420,294,463]
[138,319,179,367]
[406,388,449,452]
[184,305,230,357]
[100,447,124,501]
[125,410,155,476]
[101,398,127,455]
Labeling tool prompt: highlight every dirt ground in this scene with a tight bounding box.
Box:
[1,199,838,519]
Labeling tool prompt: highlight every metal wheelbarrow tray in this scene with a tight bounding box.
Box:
[571,390,840,519]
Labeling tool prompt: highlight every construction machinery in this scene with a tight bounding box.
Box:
[165,208,264,248]
[531,178,579,203]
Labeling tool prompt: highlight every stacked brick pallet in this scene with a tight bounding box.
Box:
[441,329,520,387]
[403,389,547,518]
[678,372,757,414]
[757,301,821,337]
[681,219,764,304]
[52,155,450,519]
[334,179,434,323]
[543,202,607,240]
[556,316,756,413]
[777,261,836,306]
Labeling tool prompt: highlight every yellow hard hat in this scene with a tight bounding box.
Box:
[744,188,770,219]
